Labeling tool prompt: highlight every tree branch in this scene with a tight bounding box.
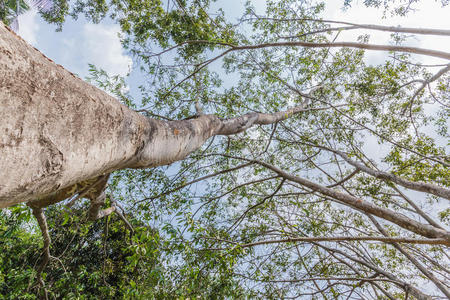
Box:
[218,154,450,241]
[315,242,432,300]
[183,39,450,60]
[403,63,450,115]
[243,16,450,36]
[28,206,51,300]
[215,103,309,135]
[368,215,450,298]
[135,161,254,204]
[333,149,450,200]
[204,236,450,250]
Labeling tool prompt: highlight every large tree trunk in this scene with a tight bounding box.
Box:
[0,22,220,207]
[0,22,302,208]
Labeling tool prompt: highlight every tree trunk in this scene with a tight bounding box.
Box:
[0,22,307,208]
[0,22,221,207]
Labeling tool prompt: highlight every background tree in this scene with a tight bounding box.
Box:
[1,0,449,299]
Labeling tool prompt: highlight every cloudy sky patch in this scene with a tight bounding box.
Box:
[81,23,132,77]
[17,13,131,80]
[59,23,132,78]
[17,8,39,45]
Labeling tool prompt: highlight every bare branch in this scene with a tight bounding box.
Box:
[135,162,254,204]
[368,215,450,298]
[392,185,444,229]
[227,178,286,232]
[402,63,450,114]
[87,192,134,233]
[28,206,51,300]
[215,103,309,135]
[182,39,450,60]
[315,242,432,300]
[219,154,450,241]
[334,149,450,200]
[244,16,450,36]
[326,169,359,188]
[204,236,450,250]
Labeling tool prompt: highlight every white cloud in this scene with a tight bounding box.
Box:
[17,14,132,96]
[17,8,39,45]
[59,23,132,79]
[81,23,132,77]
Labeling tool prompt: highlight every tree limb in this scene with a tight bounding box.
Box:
[368,215,450,298]
[334,149,450,200]
[204,236,450,250]
[218,154,450,241]
[27,206,51,300]
[243,16,450,36]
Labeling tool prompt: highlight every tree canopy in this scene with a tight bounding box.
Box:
[1,0,450,299]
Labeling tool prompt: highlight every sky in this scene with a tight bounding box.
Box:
[18,13,131,78]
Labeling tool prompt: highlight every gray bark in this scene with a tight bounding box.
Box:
[0,22,307,208]
[1,22,149,207]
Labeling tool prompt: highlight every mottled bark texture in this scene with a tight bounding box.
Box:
[1,21,148,207]
[0,22,308,208]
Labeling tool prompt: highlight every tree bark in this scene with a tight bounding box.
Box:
[1,22,149,207]
[0,22,213,207]
[0,22,307,208]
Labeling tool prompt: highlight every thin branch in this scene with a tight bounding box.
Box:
[218,154,450,241]
[109,196,134,233]
[191,175,280,219]
[279,26,358,39]
[227,178,286,232]
[245,276,403,284]
[402,63,450,114]
[368,215,450,298]
[392,185,444,229]
[315,242,432,300]
[28,206,51,300]
[243,16,450,36]
[135,162,254,204]
[326,169,359,188]
[204,236,449,250]
[87,193,134,233]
